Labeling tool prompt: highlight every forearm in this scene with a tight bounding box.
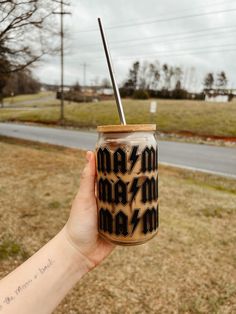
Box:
[0,227,91,314]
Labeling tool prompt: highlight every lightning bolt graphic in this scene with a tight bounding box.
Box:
[129,177,141,202]
[129,146,139,171]
[131,209,141,234]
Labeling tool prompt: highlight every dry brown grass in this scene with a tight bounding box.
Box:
[0,137,235,314]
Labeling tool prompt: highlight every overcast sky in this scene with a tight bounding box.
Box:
[35,0,236,91]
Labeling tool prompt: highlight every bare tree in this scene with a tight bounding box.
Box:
[203,72,214,89]
[216,71,228,89]
[0,56,10,106]
[101,78,111,88]
[72,80,81,92]
[0,0,59,70]
[138,61,149,89]
[187,66,197,92]
[128,61,140,90]
[173,66,183,89]
[162,64,174,90]
[147,61,160,90]
[3,69,40,96]
[0,0,60,102]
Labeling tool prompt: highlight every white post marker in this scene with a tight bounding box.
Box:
[150,101,157,113]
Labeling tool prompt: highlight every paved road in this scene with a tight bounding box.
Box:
[0,122,236,179]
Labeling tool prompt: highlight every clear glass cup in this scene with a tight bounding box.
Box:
[96,124,159,245]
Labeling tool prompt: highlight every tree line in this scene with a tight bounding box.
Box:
[0,1,231,103]
[120,60,229,99]
[203,72,228,90]
[3,69,41,97]
[0,0,59,103]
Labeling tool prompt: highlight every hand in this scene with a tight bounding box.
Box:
[65,151,115,269]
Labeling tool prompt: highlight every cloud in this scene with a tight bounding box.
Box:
[34,0,236,90]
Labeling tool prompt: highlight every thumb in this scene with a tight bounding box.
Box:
[77,151,96,199]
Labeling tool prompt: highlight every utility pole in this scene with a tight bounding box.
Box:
[53,0,71,123]
[81,63,89,102]
[82,63,87,87]
[81,63,89,87]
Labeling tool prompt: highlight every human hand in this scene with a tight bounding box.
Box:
[65,151,115,269]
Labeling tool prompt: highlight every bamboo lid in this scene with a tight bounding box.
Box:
[97,124,156,133]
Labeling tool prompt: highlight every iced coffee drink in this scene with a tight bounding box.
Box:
[96,124,158,245]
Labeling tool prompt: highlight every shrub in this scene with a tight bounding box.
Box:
[132,89,149,99]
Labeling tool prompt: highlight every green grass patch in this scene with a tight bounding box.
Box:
[1,98,236,137]
[0,236,29,261]
[48,200,61,209]
[4,92,53,104]
[161,165,236,194]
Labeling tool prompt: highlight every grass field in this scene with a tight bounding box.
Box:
[1,96,236,139]
[0,137,235,313]
[4,92,53,104]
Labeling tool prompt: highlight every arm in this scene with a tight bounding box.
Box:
[0,151,114,314]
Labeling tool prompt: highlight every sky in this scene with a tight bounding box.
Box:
[35,0,236,91]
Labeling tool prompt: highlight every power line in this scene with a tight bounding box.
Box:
[108,29,236,50]
[114,43,236,60]
[69,39,236,61]
[71,25,236,47]
[106,8,236,31]
[74,49,236,76]
[74,7,236,33]
[106,0,236,26]
[80,43,236,63]
[70,0,236,34]
[71,27,236,52]
[134,47,236,60]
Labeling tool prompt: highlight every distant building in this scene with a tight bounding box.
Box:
[204,88,236,103]
[56,85,114,103]
[80,86,114,100]
[97,87,113,96]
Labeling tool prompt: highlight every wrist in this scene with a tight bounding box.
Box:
[59,227,95,273]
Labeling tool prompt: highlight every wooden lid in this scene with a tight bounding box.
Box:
[97,124,156,133]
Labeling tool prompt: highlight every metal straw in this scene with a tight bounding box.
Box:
[98,17,126,125]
